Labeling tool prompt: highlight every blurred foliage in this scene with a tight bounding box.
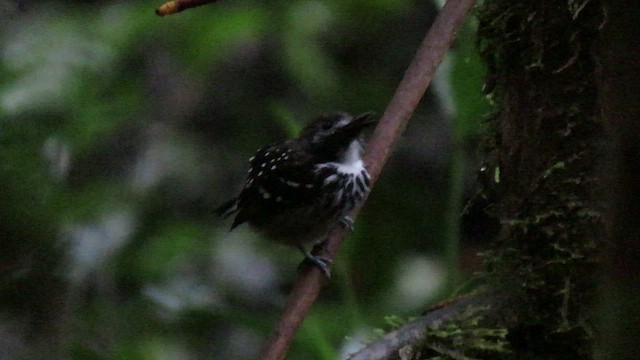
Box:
[0,0,488,358]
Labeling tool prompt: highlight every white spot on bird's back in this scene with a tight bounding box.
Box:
[259,186,271,199]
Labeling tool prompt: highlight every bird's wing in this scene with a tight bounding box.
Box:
[230,144,320,228]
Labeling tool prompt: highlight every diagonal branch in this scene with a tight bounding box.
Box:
[258,0,477,359]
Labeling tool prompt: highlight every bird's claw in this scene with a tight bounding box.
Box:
[298,245,332,278]
[340,216,354,231]
[300,255,332,278]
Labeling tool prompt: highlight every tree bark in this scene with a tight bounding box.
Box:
[354,1,608,358]
[596,0,640,359]
[474,1,605,358]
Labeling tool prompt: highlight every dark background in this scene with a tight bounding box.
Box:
[0,0,489,358]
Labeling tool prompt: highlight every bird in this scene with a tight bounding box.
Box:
[216,112,376,277]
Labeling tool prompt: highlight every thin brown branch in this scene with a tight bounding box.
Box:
[258,0,477,359]
[155,0,219,16]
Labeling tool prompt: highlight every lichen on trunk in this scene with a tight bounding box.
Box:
[469,0,606,358]
[349,2,610,359]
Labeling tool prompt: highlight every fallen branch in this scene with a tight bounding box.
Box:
[347,293,499,360]
[258,0,477,359]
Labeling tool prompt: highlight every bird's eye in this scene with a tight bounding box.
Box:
[321,122,333,131]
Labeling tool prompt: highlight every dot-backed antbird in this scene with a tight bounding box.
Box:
[216,112,376,277]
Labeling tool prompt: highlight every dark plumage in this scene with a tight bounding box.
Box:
[216,112,375,276]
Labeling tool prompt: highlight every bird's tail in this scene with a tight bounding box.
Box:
[215,198,239,218]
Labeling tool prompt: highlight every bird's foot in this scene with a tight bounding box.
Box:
[340,216,354,231]
[298,245,332,278]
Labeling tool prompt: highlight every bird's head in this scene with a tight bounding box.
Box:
[297,112,376,161]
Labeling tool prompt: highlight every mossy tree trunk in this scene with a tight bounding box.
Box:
[596,0,640,359]
[347,1,636,359]
[471,0,605,358]
[409,1,607,359]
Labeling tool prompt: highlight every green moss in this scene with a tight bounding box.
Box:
[460,0,606,358]
[422,305,513,359]
[367,1,605,358]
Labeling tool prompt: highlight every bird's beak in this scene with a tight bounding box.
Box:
[343,112,377,135]
[315,111,377,153]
